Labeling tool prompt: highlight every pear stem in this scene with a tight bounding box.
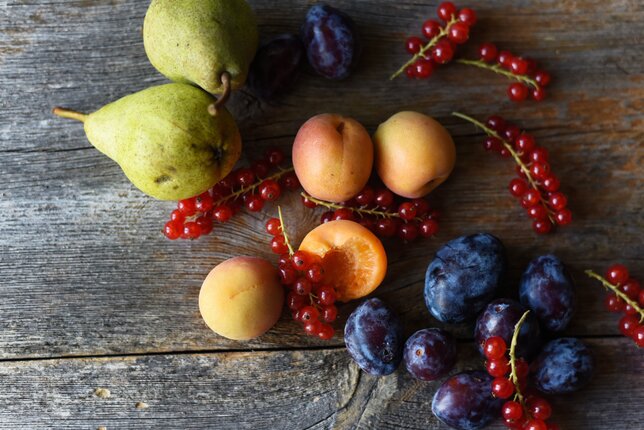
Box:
[52,107,88,123]
[208,72,232,116]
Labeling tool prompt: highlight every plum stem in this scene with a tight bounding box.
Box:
[452,111,555,224]
[277,206,295,257]
[455,59,540,89]
[509,310,530,405]
[52,107,88,123]
[390,15,459,80]
[208,72,232,116]
[585,270,644,322]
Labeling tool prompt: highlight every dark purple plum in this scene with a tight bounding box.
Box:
[344,298,403,375]
[301,3,359,80]
[424,233,506,323]
[248,34,304,100]
[404,328,456,381]
[519,255,576,332]
[474,298,542,360]
[432,371,502,430]
[531,338,594,394]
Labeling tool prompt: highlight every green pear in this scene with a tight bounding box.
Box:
[143,0,259,95]
[53,83,242,201]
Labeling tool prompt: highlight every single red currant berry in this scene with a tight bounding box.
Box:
[287,292,306,312]
[420,219,439,237]
[300,305,320,323]
[549,192,567,211]
[398,202,418,220]
[533,219,553,235]
[251,160,270,178]
[542,175,560,192]
[503,124,521,142]
[606,264,630,286]
[245,194,265,212]
[306,263,324,283]
[422,20,442,39]
[398,222,419,241]
[301,195,317,208]
[411,199,430,217]
[374,189,394,208]
[375,219,397,238]
[322,304,338,322]
[528,398,552,421]
[499,148,511,158]
[504,417,527,429]
[508,83,528,102]
[619,314,639,336]
[457,7,477,26]
[530,147,549,163]
[432,40,454,64]
[502,400,523,421]
[177,197,197,216]
[621,278,641,300]
[182,222,201,239]
[320,211,334,224]
[497,50,513,68]
[294,277,312,296]
[633,325,644,347]
[279,266,297,286]
[265,148,285,166]
[437,1,457,21]
[491,377,514,399]
[639,290,644,307]
[447,21,469,44]
[217,173,236,191]
[281,172,300,191]
[515,133,535,153]
[318,285,337,305]
[405,66,416,79]
[405,36,423,54]
[483,336,507,359]
[534,70,551,86]
[510,57,528,75]
[509,178,528,197]
[486,357,510,377]
[170,209,185,224]
[483,136,503,152]
[414,58,434,79]
[555,208,572,226]
[531,162,551,180]
[524,419,547,430]
[515,359,529,379]
[270,236,288,255]
[531,87,546,102]
[486,115,506,133]
[213,205,233,223]
[354,187,375,206]
[303,319,322,335]
[624,303,638,316]
[604,293,625,313]
[333,208,355,221]
[236,168,256,187]
[318,323,334,340]
[265,218,281,236]
[163,221,182,240]
[196,215,213,235]
[528,205,548,221]
[479,42,498,62]
[259,179,281,201]
[291,251,312,271]
[522,189,541,207]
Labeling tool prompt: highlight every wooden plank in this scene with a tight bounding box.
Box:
[0,0,642,359]
[0,338,640,429]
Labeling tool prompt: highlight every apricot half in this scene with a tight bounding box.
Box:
[299,220,387,302]
[199,256,283,340]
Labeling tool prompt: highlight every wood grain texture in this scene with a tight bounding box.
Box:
[0,338,640,429]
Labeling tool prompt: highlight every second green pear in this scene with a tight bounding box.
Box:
[143,0,259,95]
[53,83,242,201]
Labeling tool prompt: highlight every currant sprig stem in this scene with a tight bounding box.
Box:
[585,270,644,322]
[452,111,554,223]
[214,167,295,207]
[277,206,295,257]
[509,310,531,404]
[301,192,429,222]
[390,15,459,80]
[455,59,540,89]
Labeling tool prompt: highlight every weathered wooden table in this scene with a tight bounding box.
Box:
[1,0,642,428]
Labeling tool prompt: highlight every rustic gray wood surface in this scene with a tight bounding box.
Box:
[0,0,642,428]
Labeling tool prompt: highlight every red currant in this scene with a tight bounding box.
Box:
[317,285,337,305]
[177,197,197,216]
[279,266,297,286]
[515,358,529,379]
[508,83,528,102]
[624,303,638,315]
[497,50,513,68]
[515,133,535,153]
[483,336,507,359]
[639,290,644,307]
[525,58,537,75]
[163,221,182,240]
[432,40,454,64]
[291,251,312,271]
[483,136,502,152]
[422,20,442,39]
[606,264,629,286]
[502,400,523,421]
[479,42,498,62]
[528,398,552,421]
[524,419,547,430]
[196,215,213,235]
[300,306,320,323]
[265,148,285,166]
[555,208,572,226]
[375,219,396,238]
[318,323,334,340]
[236,168,256,188]
[322,304,338,322]
[170,209,185,224]
[270,236,288,254]
[398,222,419,241]
[486,357,510,377]
[355,186,375,206]
[265,218,281,236]
[531,162,550,180]
[619,314,639,336]
[182,222,201,239]
[333,208,355,221]
[499,148,511,158]
[375,189,394,209]
[301,195,317,208]
[548,192,567,211]
[405,66,416,79]
[510,57,528,75]
[457,8,477,26]
[542,175,560,192]
[530,147,549,163]
[621,279,641,300]
[604,293,625,313]
[437,1,457,21]
[633,325,644,347]
[420,219,439,237]
[405,36,424,54]
[486,115,506,133]
[193,192,213,213]
[531,87,546,102]
[398,202,418,220]
[213,205,233,223]
[534,70,551,86]
[294,277,312,296]
[509,178,528,197]
[321,211,334,224]
[259,179,281,201]
[414,58,434,79]
[281,172,300,190]
[217,174,236,191]
[245,194,264,212]
[287,291,306,310]
[303,319,322,335]
[491,377,514,399]
[251,160,270,178]
[522,189,541,207]
[503,124,521,142]
[528,205,548,221]
[533,219,553,235]
[306,263,324,283]
[447,22,469,44]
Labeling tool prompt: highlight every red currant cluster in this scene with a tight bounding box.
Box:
[453,112,571,235]
[300,186,440,242]
[457,43,550,102]
[163,148,300,240]
[265,211,338,340]
[394,2,477,80]
[484,313,559,430]
[586,265,644,347]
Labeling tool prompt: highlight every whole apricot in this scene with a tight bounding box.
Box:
[199,256,283,340]
[293,113,373,202]
[373,111,456,198]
